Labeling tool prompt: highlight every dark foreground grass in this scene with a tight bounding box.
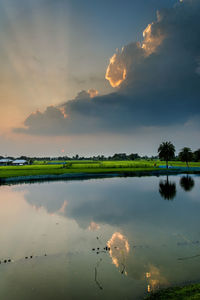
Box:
[144,283,200,300]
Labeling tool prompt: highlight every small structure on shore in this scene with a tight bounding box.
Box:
[12,159,27,166]
[0,159,13,166]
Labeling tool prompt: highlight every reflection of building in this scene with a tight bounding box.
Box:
[107,232,130,275]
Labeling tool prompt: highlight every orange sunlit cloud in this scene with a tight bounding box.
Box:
[142,23,164,56]
[88,88,99,98]
[105,53,127,88]
[59,107,68,118]
[105,21,165,88]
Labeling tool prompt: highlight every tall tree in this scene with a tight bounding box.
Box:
[193,149,200,162]
[158,141,175,168]
[178,147,193,168]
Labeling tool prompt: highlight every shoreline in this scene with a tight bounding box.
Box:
[1,169,200,185]
[144,282,200,299]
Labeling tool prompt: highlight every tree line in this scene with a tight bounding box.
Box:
[158,141,200,168]
[0,143,199,163]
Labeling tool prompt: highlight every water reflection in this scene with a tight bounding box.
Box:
[0,176,199,300]
[159,176,176,200]
[107,232,130,275]
[18,176,198,230]
[180,175,195,192]
[88,221,100,231]
[145,265,168,293]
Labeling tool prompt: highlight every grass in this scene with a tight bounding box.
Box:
[0,160,200,179]
[158,161,200,167]
[144,283,200,299]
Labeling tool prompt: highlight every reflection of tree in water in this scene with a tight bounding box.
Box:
[180,176,195,192]
[159,176,176,200]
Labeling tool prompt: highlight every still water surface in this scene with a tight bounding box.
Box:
[0,175,200,299]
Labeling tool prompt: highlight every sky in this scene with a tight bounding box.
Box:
[0,0,199,157]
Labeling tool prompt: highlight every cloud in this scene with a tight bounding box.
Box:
[75,89,98,99]
[105,43,143,87]
[14,0,200,136]
[87,88,98,98]
[105,15,164,88]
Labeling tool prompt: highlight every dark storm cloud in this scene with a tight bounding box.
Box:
[15,0,200,136]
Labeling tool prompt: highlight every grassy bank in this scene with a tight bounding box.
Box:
[144,283,200,299]
[0,160,200,179]
[0,161,156,179]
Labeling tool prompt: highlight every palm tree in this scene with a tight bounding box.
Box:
[193,149,200,162]
[178,147,193,168]
[158,141,175,168]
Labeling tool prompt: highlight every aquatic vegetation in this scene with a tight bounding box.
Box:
[144,283,200,299]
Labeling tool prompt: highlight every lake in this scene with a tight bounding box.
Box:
[0,175,200,299]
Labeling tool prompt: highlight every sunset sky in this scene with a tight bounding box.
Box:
[0,0,199,157]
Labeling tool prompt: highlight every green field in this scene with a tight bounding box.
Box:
[0,160,200,179]
[144,283,200,299]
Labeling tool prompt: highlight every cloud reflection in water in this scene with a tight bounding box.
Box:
[107,232,130,275]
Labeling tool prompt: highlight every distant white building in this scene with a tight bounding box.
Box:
[0,159,13,166]
[12,159,27,166]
